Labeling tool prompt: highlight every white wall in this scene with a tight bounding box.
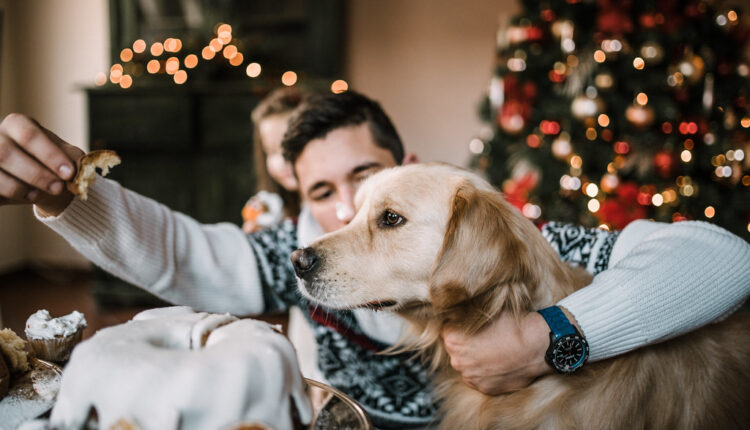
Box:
[0,0,108,270]
[0,0,514,272]
[346,0,518,165]
[0,0,27,272]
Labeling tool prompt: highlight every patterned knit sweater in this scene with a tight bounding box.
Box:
[37,178,750,429]
[247,220,619,428]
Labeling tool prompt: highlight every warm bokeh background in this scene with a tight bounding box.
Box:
[0,0,519,272]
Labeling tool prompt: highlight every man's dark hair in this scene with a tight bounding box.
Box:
[282,91,404,166]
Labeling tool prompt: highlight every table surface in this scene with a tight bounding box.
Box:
[0,267,287,340]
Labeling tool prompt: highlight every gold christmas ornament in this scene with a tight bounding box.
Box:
[600,173,620,193]
[724,107,738,129]
[551,20,574,39]
[595,72,614,90]
[571,95,604,120]
[552,133,573,159]
[675,51,706,84]
[625,103,655,129]
[640,41,665,64]
[500,113,526,135]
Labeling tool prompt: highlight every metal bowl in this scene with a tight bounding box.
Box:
[0,359,62,430]
[306,378,373,430]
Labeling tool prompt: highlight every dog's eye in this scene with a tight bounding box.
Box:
[380,210,405,227]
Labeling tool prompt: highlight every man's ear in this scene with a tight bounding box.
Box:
[402,152,420,165]
[428,180,537,331]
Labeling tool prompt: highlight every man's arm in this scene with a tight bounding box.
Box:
[0,113,268,315]
[36,176,266,315]
[558,220,749,360]
[443,220,750,395]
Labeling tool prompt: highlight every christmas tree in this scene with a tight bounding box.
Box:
[474,0,750,241]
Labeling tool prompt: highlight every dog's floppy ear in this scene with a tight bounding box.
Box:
[429,179,538,332]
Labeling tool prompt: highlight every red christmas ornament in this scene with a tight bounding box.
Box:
[654,151,677,178]
[540,120,561,135]
[502,172,539,211]
[526,26,544,41]
[597,0,633,35]
[549,70,566,83]
[684,3,701,18]
[617,181,639,202]
[639,13,656,28]
[672,212,689,222]
[497,77,536,135]
[597,181,646,230]
[497,100,528,135]
[522,81,538,99]
[541,9,557,22]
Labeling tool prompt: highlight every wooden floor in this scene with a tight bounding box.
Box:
[0,266,287,341]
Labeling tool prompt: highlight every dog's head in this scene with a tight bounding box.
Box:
[292,163,554,332]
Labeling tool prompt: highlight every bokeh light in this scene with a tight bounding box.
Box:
[150,42,164,56]
[184,54,198,69]
[281,71,298,86]
[246,62,261,78]
[331,79,349,94]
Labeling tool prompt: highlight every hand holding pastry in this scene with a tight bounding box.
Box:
[0,114,82,215]
[0,114,120,216]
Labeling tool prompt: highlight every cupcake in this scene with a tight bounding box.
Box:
[25,310,87,363]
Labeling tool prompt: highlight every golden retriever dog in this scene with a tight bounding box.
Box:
[291,163,750,430]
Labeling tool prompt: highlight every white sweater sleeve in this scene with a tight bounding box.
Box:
[34,177,265,315]
[558,220,750,361]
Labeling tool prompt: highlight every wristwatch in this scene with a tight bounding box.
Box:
[537,305,589,374]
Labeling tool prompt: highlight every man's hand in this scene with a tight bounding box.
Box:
[441,311,553,395]
[0,114,83,215]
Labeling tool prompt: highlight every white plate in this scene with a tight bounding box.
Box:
[0,359,61,430]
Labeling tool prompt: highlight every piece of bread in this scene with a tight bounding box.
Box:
[66,150,121,200]
[0,328,31,373]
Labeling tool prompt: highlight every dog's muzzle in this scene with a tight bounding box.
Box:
[290,247,321,280]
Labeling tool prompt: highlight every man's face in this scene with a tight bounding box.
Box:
[295,123,397,233]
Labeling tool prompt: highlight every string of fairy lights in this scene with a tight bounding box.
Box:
[473,5,750,234]
[94,23,350,94]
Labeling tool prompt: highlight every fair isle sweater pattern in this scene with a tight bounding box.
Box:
[248,220,616,429]
[541,221,621,275]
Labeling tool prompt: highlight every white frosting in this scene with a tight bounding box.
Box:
[25,310,87,340]
[190,313,238,348]
[49,306,312,430]
[131,306,194,321]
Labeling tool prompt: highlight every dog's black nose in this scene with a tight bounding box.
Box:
[290,247,320,278]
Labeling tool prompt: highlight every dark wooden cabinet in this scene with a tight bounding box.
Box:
[86,84,261,307]
[88,85,260,224]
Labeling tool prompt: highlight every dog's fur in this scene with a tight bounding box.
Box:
[295,163,750,430]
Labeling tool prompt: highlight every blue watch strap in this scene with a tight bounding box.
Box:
[538,306,577,339]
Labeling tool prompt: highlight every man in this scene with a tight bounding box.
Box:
[0,92,747,429]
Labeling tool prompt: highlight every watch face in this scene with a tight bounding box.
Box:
[551,334,588,373]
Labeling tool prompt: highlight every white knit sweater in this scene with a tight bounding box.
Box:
[36,178,750,361]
